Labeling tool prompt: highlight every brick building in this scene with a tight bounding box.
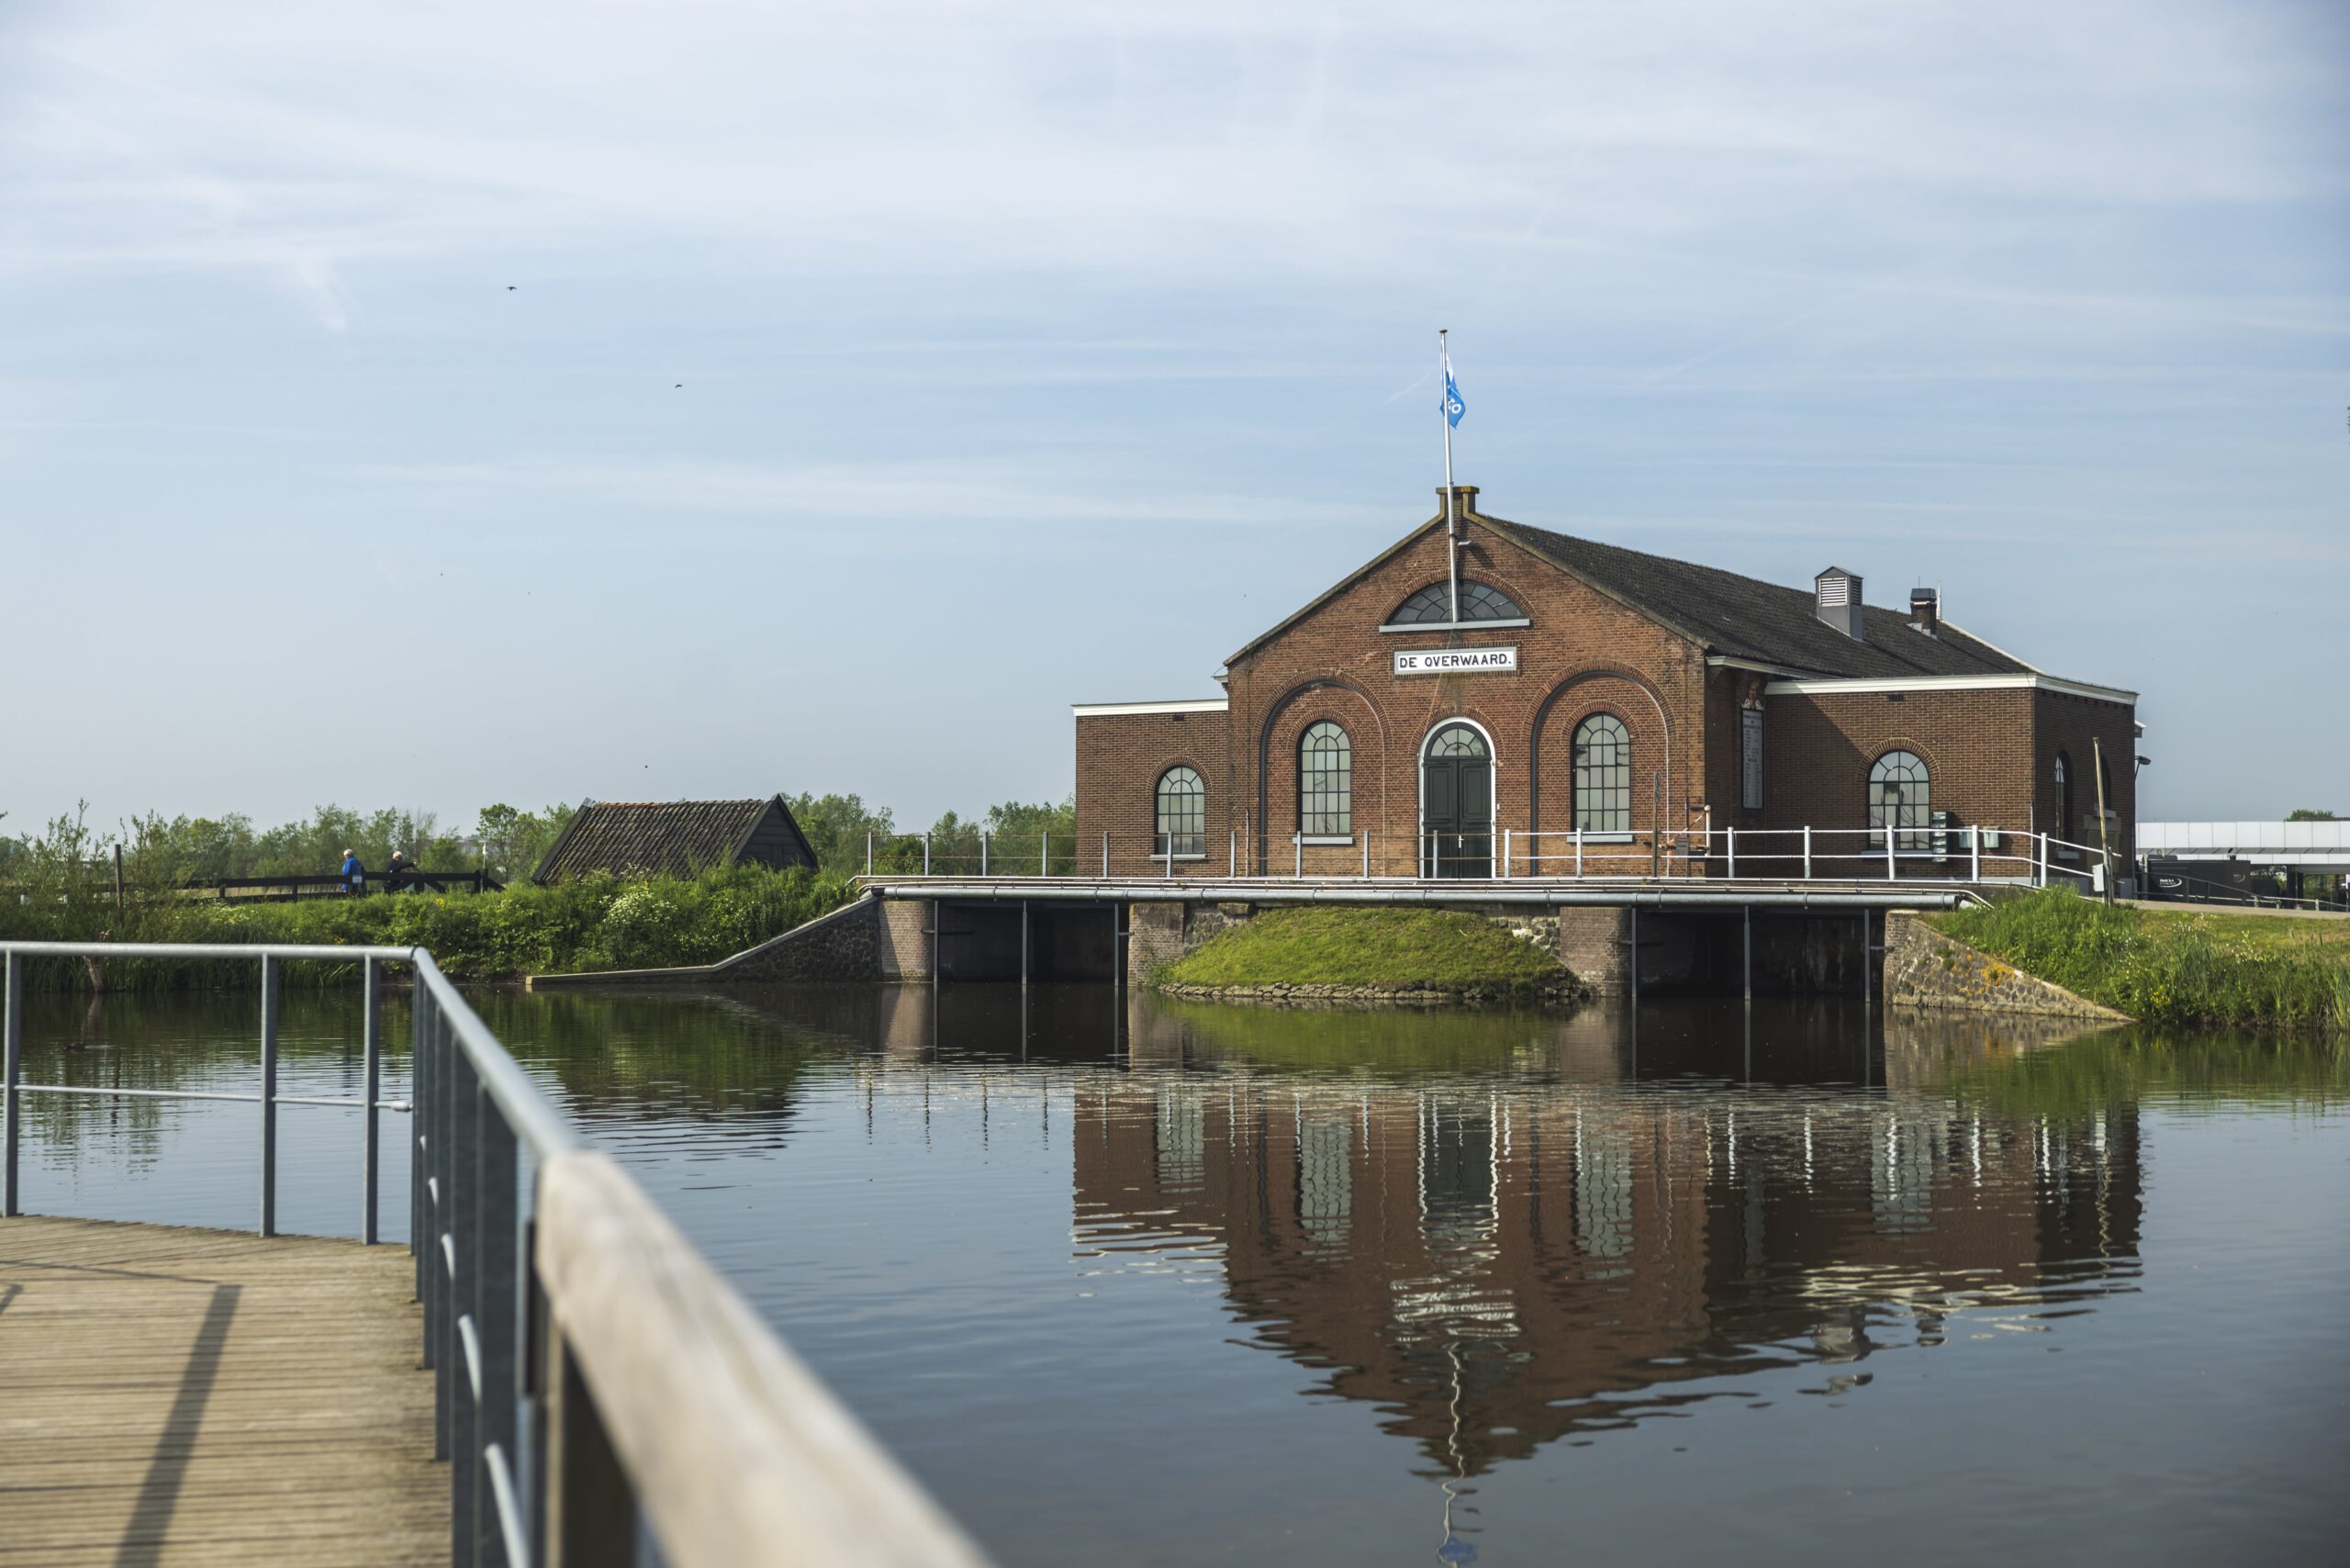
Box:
[1074,487,2138,880]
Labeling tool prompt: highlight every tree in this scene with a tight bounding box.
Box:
[786,792,896,870]
[2286,809,2339,822]
[474,802,578,880]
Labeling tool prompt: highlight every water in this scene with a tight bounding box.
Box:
[10,984,2345,1565]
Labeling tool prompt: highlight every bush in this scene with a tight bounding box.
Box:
[0,864,857,989]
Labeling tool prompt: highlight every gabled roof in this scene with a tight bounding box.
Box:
[1487,520,2035,679]
[1225,498,2043,682]
[532,796,814,884]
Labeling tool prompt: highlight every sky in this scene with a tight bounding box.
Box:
[2,0,2344,839]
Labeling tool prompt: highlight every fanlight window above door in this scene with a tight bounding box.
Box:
[1387,581,1526,625]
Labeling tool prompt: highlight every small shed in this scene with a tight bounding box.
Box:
[531,796,818,884]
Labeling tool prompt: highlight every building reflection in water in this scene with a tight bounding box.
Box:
[1059,997,2142,1493]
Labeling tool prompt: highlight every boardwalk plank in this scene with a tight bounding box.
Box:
[0,1215,446,1567]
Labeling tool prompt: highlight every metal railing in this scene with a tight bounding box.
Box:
[854,825,2126,888]
[0,940,990,1568]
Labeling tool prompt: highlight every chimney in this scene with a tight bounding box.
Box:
[1436,484,1480,534]
[1909,586,1940,636]
[1814,566,1864,641]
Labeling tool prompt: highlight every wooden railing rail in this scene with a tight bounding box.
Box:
[535,1152,990,1568]
[1,939,993,1568]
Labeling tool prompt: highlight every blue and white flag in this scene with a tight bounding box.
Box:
[1442,357,1465,428]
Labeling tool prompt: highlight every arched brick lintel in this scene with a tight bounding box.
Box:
[1254,675,1382,873]
[1528,666,1676,834]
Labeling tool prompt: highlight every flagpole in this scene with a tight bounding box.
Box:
[1441,328,1459,624]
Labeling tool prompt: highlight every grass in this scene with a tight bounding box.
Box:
[1154,906,1575,997]
[1930,886,2350,1034]
[0,864,858,989]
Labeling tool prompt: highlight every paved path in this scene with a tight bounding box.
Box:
[0,1216,443,1566]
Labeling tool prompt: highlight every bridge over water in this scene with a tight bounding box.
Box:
[0,941,993,1568]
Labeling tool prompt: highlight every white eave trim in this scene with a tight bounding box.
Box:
[1071,698,1231,717]
[1762,673,2138,703]
[1378,617,1532,634]
[1706,655,1813,678]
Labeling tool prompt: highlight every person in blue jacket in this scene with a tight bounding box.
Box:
[341,847,366,895]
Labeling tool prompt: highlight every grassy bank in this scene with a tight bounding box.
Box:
[1153,906,1578,999]
[1930,887,2350,1034]
[0,865,857,989]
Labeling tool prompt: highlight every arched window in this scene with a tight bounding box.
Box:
[1387,580,1527,626]
[1572,714,1631,833]
[1870,750,1930,853]
[2054,752,2074,843]
[1155,767,1205,858]
[1300,722,1351,837]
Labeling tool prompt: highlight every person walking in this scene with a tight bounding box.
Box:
[341,847,366,896]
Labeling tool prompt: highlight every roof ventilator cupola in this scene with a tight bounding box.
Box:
[1814,567,1864,641]
[1909,587,1940,637]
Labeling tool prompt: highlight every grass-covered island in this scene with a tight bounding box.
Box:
[1930,887,2350,1034]
[1151,906,1587,1005]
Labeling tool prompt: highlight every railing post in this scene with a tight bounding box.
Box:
[3,952,19,1217]
[979,832,988,878]
[1803,824,1813,879]
[473,1091,520,1568]
[1886,830,1897,882]
[1502,828,1512,879]
[260,954,279,1238]
[448,1048,482,1567]
[1727,826,1737,879]
[433,1012,456,1462]
[866,832,874,875]
[1041,833,1049,877]
[414,984,432,1306]
[1294,834,1303,879]
[923,834,931,877]
[1362,835,1370,879]
[1575,828,1584,879]
[1971,827,1982,883]
[364,957,381,1245]
[1102,832,1110,878]
[543,1332,636,1568]
[2038,832,2048,887]
[1229,830,1237,877]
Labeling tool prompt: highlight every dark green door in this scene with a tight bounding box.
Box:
[1423,723,1492,878]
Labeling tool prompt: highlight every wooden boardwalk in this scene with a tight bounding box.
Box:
[0,1216,443,1567]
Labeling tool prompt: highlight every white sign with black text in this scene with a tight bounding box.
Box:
[1393,645,1518,677]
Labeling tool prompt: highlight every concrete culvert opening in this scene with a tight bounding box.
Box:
[934,901,1119,982]
[1631,909,1879,997]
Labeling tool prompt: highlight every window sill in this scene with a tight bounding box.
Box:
[1377,618,1532,634]
[1299,834,1354,846]
[1569,832,1636,844]
[1152,853,1209,862]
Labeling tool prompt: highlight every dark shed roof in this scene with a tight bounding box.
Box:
[1485,520,2036,679]
[532,796,816,884]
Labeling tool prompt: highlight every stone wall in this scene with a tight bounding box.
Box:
[877,898,931,980]
[713,895,885,982]
[1881,910,2129,1020]
[1553,907,1629,994]
[1126,900,1190,982]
